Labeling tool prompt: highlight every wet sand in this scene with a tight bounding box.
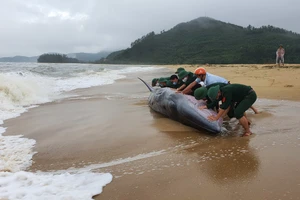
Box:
[3,65,300,200]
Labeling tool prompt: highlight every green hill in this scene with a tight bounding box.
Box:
[103,17,300,64]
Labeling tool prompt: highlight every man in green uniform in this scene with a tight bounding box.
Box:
[157,77,174,88]
[176,70,200,95]
[194,83,227,111]
[169,74,183,89]
[152,76,172,87]
[194,83,259,114]
[206,84,257,136]
[152,78,159,87]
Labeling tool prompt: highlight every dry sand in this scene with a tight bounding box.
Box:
[165,64,300,100]
[3,64,300,200]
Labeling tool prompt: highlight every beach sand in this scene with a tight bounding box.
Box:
[3,64,300,199]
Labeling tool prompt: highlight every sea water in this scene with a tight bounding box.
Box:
[0,62,161,200]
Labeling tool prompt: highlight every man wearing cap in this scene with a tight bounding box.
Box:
[194,83,259,114]
[152,78,159,87]
[181,67,229,95]
[152,76,172,87]
[157,77,170,88]
[175,67,185,74]
[176,70,199,94]
[169,74,183,89]
[206,84,257,136]
[194,83,228,111]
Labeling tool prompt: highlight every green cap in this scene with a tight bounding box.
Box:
[178,70,189,80]
[175,67,185,74]
[194,87,208,100]
[158,77,167,83]
[207,85,220,101]
[152,78,158,86]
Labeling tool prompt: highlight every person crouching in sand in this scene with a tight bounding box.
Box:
[206,84,257,136]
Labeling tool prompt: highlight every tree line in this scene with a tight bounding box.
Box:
[37,53,80,63]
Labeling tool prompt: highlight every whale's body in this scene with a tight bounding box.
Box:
[140,78,223,134]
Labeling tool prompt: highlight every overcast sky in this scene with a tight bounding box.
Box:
[1,0,299,57]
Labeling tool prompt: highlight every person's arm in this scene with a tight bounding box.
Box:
[207,99,218,109]
[208,91,232,120]
[176,84,186,92]
[181,81,197,94]
[208,106,230,121]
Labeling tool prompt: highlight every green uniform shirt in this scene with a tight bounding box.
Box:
[185,72,197,86]
[167,80,184,89]
[220,84,252,110]
[206,83,228,109]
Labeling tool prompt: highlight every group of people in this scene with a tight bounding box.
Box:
[151,67,259,137]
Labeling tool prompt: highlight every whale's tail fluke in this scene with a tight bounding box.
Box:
[138,77,154,92]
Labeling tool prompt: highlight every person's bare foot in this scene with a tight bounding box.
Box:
[242,132,252,137]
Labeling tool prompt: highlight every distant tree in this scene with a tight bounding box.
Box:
[37,53,80,63]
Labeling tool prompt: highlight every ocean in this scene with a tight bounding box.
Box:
[0,62,169,199]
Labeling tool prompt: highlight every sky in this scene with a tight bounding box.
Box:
[1,0,299,57]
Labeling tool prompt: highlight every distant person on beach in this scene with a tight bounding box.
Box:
[206,84,257,136]
[276,45,285,67]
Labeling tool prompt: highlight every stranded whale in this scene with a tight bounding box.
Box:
[139,78,223,134]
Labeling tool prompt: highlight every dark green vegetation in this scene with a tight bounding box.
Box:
[37,53,80,63]
[103,17,300,64]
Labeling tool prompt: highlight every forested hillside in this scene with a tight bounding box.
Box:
[103,17,300,64]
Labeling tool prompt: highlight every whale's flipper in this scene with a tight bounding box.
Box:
[138,77,154,92]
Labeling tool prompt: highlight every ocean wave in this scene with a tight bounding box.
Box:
[0,63,159,198]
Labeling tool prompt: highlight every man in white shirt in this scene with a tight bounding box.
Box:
[181,67,229,95]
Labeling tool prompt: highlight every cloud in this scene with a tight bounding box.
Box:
[0,0,300,57]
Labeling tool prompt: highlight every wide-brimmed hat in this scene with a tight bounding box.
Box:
[178,70,189,80]
[158,77,167,83]
[175,67,185,74]
[207,85,220,101]
[152,78,158,86]
[194,87,208,100]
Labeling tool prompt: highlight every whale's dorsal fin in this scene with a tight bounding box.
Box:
[138,77,154,92]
